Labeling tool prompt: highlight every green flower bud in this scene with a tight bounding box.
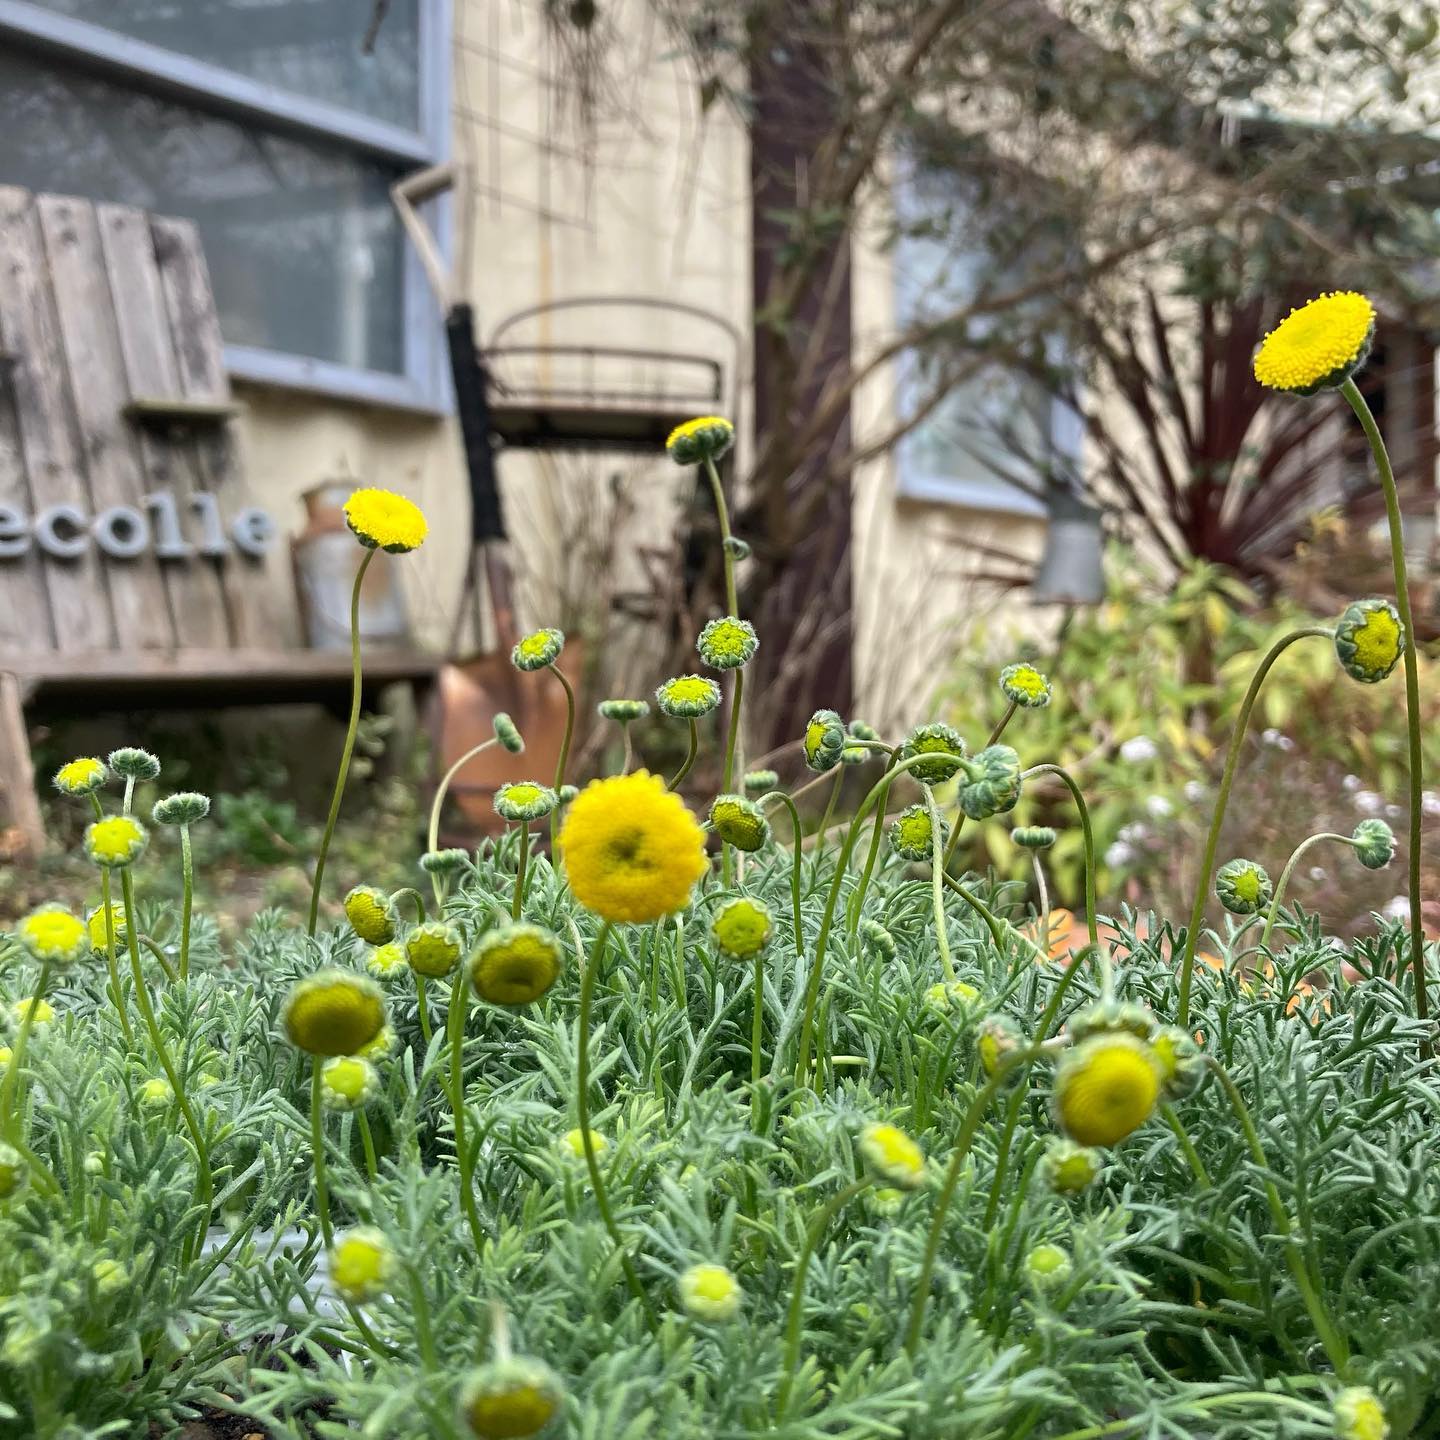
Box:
[897,723,967,784]
[0,1141,28,1200]
[858,917,895,960]
[343,885,398,945]
[108,747,161,782]
[709,794,770,851]
[493,713,525,753]
[468,923,564,1006]
[1068,1001,1156,1044]
[152,791,210,826]
[978,1015,1023,1081]
[958,745,1022,821]
[404,921,463,978]
[1352,818,1396,870]
[723,535,750,560]
[889,803,943,862]
[802,709,846,773]
[999,662,1052,708]
[1335,598,1403,684]
[697,615,758,670]
[656,674,723,718]
[511,628,564,672]
[1038,1138,1103,1194]
[597,698,649,723]
[857,1121,926,1190]
[1012,825,1056,850]
[459,1356,565,1439]
[1024,1242,1072,1290]
[711,897,772,957]
[494,781,559,824]
[1151,1025,1204,1100]
[320,1055,380,1112]
[678,1262,743,1322]
[665,414,734,465]
[743,769,779,796]
[420,848,469,876]
[1215,857,1272,915]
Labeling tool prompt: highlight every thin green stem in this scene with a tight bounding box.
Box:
[1160,1102,1211,1188]
[751,947,766,1086]
[758,791,804,954]
[923,784,956,982]
[943,701,1018,868]
[577,923,659,1328]
[391,887,427,924]
[668,720,699,792]
[1022,764,1100,963]
[308,546,376,938]
[446,958,486,1252]
[942,873,1047,965]
[178,824,194,981]
[721,669,746,885]
[776,1177,873,1417]
[981,1088,1026,1230]
[1259,832,1350,952]
[512,824,530,919]
[427,735,499,896]
[137,934,179,985]
[703,455,740,617]
[846,748,903,935]
[310,1062,333,1248]
[1174,626,1331,1026]
[549,662,576,854]
[811,768,844,885]
[415,975,434,1049]
[1205,1056,1349,1372]
[409,1264,439,1372]
[1045,1392,1327,1440]
[0,962,51,1145]
[122,869,212,1265]
[356,1110,379,1182]
[91,795,134,1047]
[1341,376,1429,1039]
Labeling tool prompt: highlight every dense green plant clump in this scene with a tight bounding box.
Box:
[2,367,1437,1440]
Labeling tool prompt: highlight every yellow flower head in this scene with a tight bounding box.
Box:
[1215,858,1272,916]
[358,1024,397,1061]
[858,1121,925,1190]
[1038,1137,1103,1195]
[320,1055,380,1112]
[91,1256,129,1296]
[1054,1032,1160,1147]
[999,662,1052,709]
[139,1076,173,1108]
[1253,291,1375,395]
[666,414,735,465]
[656,674,722,718]
[925,979,980,1015]
[1335,598,1403,684]
[560,771,708,924]
[283,970,387,1057]
[366,942,409,980]
[1150,1025,1204,1100]
[697,615,758,671]
[343,487,427,553]
[678,1262,742,1322]
[803,709,846,774]
[405,921,462,978]
[0,1047,12,1069]
[10,997,55,1028]
[711,897,772,957]
[87,903,126,954]
[511,627,565,673]
[897,722,967,785]
[1334,1387,1388,1440]
[558,1127,606,1159]
[84,815,148,869]
[708,794,769,851]
[1025,1241,1073,1291]
[343,886,398,945]
[889,803,942,862]
[16,906,89,967]
[468,923,564,1006]
[53,756,109,797]
[330,1226,394,1303]
[0,1142,28,1201]
[978,1015,1021,1079]
[459,1356,565,1439]
[494,781,558,824]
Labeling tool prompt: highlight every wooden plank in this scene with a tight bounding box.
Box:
[37,194,174,649]
[0,647,439,686]
[0,186,111,652]
[0,334,53,653]
[0,670,45,856]
[99,202,231,649]
[150,214,282,647]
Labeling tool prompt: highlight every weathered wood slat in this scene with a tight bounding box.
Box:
[150,213,281,647]
[37,193,174,649]
[99,202,231,649]
[0,336,52,652]
[0,185,110,651]
[0,670,45,855]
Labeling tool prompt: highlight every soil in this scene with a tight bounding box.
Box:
[153,1410,274,1440]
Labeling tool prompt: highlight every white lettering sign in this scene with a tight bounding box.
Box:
[0,491,274,562]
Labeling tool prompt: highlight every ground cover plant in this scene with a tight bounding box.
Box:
[1,295,1438,1440]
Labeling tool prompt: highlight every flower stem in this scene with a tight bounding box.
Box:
[310,1060,333,1247]
[1022,764,1101,962]
[668,719,699,792]
[308,546,376,938]
[1341,376,1430,1041]
[942,701,1018,869]
[1174,627,1331,1027]
[427,735,498,902]
[178,823,194,981]
[923,785,956,983]
[721,668,745,884]
[549,661,575,854]
[942,872,1049,965]
[776,1177,873,1418]
[415,975,434,1048]
[703,455,740,616]
[356,1110,379,1181]
[811,767,844,885]
[1205,1056,1349,1371]
[446,961,486,1252]
[759,790,805,955]
[512,824,530,919]
[122,869,212,1264]
[577,922,659,1327]
[90,794,135,1047]
[1258,832,1350,952]
[0,961,51,1145]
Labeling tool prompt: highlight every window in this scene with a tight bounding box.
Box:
[891,167,1071,517]
[0,0,449,409]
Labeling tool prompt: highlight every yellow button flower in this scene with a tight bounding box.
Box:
[9,998,55,1028]
[655,674,722,718]
[87,903,127,954]
[53,756,109,797]
[405,921,462,978]
[283,971,387,1057]
[711,897,772,957]
[560,771,707,924]
[1335,598,1403,684]
[858,1122,925,1190]
[1253,291,1375,395]
[84,815,148,869]
[678,1262,742,1322]
[343,886,398,946]
[468,923,564,1006]
[330,1226,394,1303]
[320,1055,379,1112]
[16,906,89,967]
[365,942,408,980]
[511,627,565,672]
[1334,1386,1388,1440]
[708,794,770,852]
[558,1127,606,1159]
[342,487,427,553]
[665,414,734,465]
[1053,1032,1161,1147]
[459,1357,565,1439]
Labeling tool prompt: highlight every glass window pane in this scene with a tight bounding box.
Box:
[0,51,406,375]
[22,0,421,129]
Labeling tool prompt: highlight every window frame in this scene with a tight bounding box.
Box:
[0,0,452,413]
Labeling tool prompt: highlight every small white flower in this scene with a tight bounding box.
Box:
[1260,728,1294,751]
[1183,780,1206,803]
[1382,896,1409,920]
[1309,866,1328,882]
[1118,823,1149,846]
[1386,803,1403,821]
[1119,736,1158,763]
[1353,791,1384,815]
[1144,794,1173,819]
[1105,841,1135,868]
[1423,791,1440,818]
[1342,774,1362,792]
